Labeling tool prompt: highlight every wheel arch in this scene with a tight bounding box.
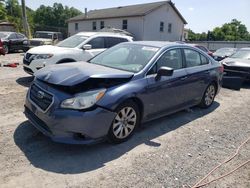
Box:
[56,58,76,64]
[116,97,144,123]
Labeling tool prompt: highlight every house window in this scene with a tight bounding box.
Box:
[92,22,97,30]
[122,20,128,30]
[160,22,164,32]
[168,23,172,33]
[100,21,105,29]
[75,23,78,31]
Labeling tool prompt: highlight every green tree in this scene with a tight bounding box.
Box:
[33,3,81,28]
[211,19,249,41]
[0,1,7,20]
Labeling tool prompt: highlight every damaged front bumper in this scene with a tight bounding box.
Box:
[24,81,117,145]
[223,67,250,90]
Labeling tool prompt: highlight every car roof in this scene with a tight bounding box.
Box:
[240,48,250,50]
[0,31,13,34]
[76,31,132,38]
[124,41,184,48]
[36,31,62,34]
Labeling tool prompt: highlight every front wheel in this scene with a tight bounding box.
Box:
[107,101,140,144]
[199,83,216,108]
[3,45,9,54]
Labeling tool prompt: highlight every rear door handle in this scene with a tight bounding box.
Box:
[180,76,188,81]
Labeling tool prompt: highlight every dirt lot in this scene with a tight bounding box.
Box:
[0,53,249,188]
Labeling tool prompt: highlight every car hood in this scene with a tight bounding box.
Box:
[222,58,250,67]
[35,62,134,86]
[30,38,52,42]
[27,45,78,54]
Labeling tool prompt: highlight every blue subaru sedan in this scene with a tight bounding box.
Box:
[24,41,223,144]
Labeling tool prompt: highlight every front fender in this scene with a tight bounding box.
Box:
[97,78,147,111]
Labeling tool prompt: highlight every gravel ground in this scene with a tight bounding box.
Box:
[0,53,249,188]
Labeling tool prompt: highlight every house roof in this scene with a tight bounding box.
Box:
[68,1,187,24]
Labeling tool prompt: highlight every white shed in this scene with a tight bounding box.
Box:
[67,1,187,41]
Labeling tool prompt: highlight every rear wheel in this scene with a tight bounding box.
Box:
[108,101,140,144]
[199,83,216,108]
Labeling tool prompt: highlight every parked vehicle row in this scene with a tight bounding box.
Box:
[213,47,237,61]
[222,48,250,82]
[23,32,133,75]
[24,41,223,144]
[29,31,63,48]
[0,32,29,54]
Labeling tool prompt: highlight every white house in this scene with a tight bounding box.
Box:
[67,1,187,41]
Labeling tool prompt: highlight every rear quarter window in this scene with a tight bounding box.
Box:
[105,37,128,48]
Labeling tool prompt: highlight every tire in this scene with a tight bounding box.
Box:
[199,83,216,108]
[3,45,9,54]
[107,101,140,144]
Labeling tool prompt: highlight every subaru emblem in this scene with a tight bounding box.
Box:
[37,91,45,99]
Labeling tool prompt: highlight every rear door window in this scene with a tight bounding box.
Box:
[88,37,105,49]
[8,33,17,39]
[200,54,210,65]
[184,49,202,67]
[105,37,128,48]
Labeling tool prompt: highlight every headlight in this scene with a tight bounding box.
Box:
[33,54,53,60]
[61,89,106,110]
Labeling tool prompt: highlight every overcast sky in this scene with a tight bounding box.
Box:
[21,0,250,33]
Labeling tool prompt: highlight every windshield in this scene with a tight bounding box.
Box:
[56,35,88,48]
[90,43,159,73]
[230,50,250,59]
[34,32,53,39]
[214,48,236,56]
[0,32,9,38]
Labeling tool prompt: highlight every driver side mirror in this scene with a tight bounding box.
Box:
[155,67,174,81]
[83,44,92,50]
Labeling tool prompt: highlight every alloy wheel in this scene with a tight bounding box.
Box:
[205,85,215,106]
[112,107,137,139]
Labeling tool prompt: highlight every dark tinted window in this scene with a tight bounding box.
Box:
[58,33,63,40]
[8,33,17,39]
[105,37,128,48]
[88,37,105,49]
[184,49,202,67]
[17,33,25,39]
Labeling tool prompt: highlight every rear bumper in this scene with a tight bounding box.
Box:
[24,95,117,144]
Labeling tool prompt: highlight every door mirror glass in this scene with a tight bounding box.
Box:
[83,44,92,50]
[155,66,173,81]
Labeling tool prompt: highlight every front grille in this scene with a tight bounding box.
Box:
[25,106,52,134]
[25,53,32,60]
[23,59,30,65]
[29,84,53,112]
[224,65,250,73]
[30,41,41,46]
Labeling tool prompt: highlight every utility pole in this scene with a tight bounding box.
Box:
[21,0,31,38]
